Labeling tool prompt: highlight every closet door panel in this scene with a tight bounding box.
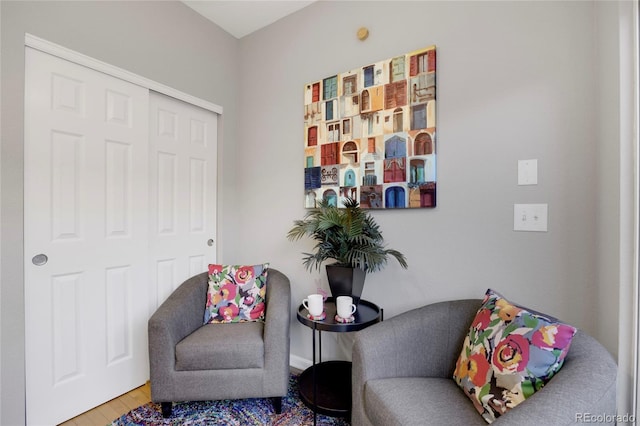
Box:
[24,47,150,426]
[25,42,219,426]
[149,92,218,312]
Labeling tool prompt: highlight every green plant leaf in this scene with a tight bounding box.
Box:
[287,197,408,272]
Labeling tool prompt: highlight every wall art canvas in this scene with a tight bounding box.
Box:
[303,45,436,209]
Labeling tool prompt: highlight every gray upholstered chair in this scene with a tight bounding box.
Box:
[352,299,618,426]
[148,268,291,417]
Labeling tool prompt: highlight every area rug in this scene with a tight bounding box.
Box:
[110,374,350,425]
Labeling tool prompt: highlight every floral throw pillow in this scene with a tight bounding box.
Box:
[453,289,576,423]
[203,263,269,324]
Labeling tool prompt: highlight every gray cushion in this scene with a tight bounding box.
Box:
[365,377,486,426]
[175,322,264,371]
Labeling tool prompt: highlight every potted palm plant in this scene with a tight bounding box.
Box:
[287,197,408,305]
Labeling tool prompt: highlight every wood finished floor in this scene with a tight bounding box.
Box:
[58,382,151,426]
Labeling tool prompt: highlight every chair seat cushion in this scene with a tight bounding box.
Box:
[175,322,264,371]
[364,377,486,426]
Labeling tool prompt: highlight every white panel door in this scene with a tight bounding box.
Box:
[24,48,150,425]
[148,92,217,312]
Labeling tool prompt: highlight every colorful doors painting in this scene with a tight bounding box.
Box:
[303,45,437,209]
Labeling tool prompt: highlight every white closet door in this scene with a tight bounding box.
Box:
[24,48,150,425]
[148,92,217,312]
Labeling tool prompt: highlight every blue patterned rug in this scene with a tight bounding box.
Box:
[111,374,350,425]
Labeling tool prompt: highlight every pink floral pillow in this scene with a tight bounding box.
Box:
[203,263,269,324]
[453,289,576,423]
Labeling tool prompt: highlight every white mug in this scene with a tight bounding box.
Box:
[303,294,324,317]
[336,296,357,319]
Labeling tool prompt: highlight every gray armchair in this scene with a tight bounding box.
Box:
[352,299,617,426]
[148,268,291,417]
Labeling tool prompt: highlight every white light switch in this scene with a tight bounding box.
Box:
[514,204,548,232]
[518,159,538,185]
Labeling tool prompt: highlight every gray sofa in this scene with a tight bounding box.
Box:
[352,299,617,426]
[148,268,291,417]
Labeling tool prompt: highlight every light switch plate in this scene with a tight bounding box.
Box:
[518,159,538,185]
[514,203,548,232]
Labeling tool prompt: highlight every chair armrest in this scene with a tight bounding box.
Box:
[263,269,291,368]
[493,330,617,425]
[148,272,208,385]
[261,269,291,395]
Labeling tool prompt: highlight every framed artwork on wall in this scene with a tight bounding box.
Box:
[303,45,437,209]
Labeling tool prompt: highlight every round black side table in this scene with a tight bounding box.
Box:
[296,297,382,423]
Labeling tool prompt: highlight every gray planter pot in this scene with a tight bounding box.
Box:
[325,265,366,306]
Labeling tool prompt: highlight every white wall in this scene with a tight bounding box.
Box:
[0,2,240,424]
[235,1,618,364]
[0,0,628,423]
[595,0,622,365]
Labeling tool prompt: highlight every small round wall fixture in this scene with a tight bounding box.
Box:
[357,27,369,41]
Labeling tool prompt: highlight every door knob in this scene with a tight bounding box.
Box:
[32,254,48,266]
[207,239,214,247]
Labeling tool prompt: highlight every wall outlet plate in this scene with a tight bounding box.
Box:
[518,159,538,185]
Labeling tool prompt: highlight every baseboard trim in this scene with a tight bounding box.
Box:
[289,354,312,372]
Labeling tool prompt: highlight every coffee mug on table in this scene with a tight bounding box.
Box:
[336,296,357,319]
[303,293,324,317]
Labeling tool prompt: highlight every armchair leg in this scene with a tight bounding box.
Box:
[161,402,173,418]
[272,396,282,414]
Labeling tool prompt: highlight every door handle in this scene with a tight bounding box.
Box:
[207,239,214,247]
[32,254,48,266]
